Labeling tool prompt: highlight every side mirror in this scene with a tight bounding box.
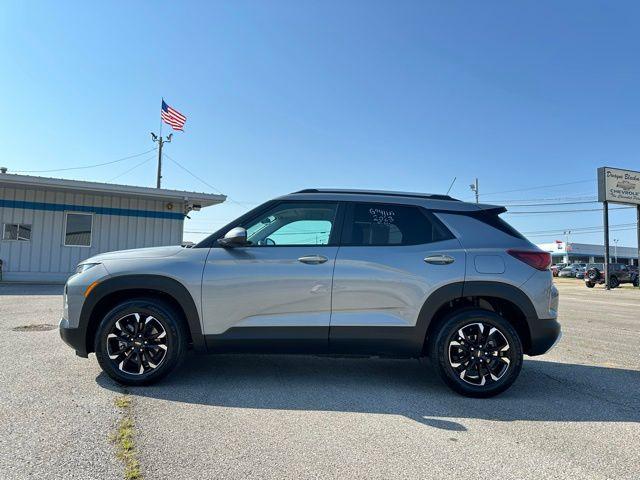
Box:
[217,227,248,247]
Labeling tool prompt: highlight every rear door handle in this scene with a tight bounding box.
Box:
[424,254,455,265]
[298,255,328,265]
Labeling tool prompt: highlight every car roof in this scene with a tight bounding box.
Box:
[278,189,503,213]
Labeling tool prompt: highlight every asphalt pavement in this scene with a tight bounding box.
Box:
[0,279,638,479]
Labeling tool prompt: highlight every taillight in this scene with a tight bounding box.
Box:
[507,249,551,271]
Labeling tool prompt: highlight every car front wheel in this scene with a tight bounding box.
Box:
[429,309,523,398]
[95,298,187,386]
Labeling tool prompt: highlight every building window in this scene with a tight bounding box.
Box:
[2,223,31,241]
[64,212,92,247]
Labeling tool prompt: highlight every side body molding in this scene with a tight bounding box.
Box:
[80,274,205,353]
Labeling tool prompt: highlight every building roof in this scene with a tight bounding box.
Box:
[0,173,226,207]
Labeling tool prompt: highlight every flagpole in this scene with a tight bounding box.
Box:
[156,99,164,188]
[154,98,179,188]
[159,98,163,139]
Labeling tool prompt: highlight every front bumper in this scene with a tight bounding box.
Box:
[59,318,89,358]
[528,317,562,356]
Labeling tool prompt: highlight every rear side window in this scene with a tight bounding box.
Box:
[342,203,454,246]
[472,210,526,240]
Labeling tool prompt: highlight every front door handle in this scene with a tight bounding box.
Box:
[424,254,455,265]
[298,255,328,265]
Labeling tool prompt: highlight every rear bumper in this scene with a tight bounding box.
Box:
[528,317,561,356]
[59,318,89,358]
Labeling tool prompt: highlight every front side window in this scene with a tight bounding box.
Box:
[343,203,452,246]
[2,223,31,241]
[243,202,338,246]
[64,213,92,247]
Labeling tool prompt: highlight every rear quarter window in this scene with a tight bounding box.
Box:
[474,211,526,240]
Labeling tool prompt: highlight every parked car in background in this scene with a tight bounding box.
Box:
[558,264,581,278]
[585,263,639,288]
[574,264,587,279]
[551,263,567,277]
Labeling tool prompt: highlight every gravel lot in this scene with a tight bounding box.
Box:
[1,278,638,479]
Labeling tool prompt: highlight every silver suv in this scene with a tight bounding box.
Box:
[60,189,560,397]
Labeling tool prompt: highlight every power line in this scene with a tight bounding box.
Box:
[521,222,637,235]
[524,226,637,238]
[13,147,158,174]
[468,179,594,199]
[163,153,258,208]
[505,206,634,215]
[107,153,157,182]
[488,194,596,203]
[504,200,598,207]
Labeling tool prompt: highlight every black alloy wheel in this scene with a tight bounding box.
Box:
[95,299,187,386]
[447,322,511,386]
[609,276,620,289]
[106,313,168,375]
[429,309,523,398]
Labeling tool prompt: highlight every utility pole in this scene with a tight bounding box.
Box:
[563,229,571,264]
[469,178,479,204]
[603,201,610,290]
[613,238,619,263]
[637,205,640,277]
[151,132,172,188]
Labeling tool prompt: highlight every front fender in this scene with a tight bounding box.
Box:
[80,274,205,353]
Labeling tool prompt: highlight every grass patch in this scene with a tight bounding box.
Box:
[112,395,142,480]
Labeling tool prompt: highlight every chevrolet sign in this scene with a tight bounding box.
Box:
[598,167,640,206]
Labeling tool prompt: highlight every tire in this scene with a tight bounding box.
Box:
[587,269,600,281]
[609,276,619,289]
[585,281,595,288]
[634,277,639,288]
[428,309,523,398]
[95,298,188,386]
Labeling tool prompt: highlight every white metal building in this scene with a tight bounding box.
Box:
[537,241,639,266]
[0,173,225,282]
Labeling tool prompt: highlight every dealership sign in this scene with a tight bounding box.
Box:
[598,167,640,205]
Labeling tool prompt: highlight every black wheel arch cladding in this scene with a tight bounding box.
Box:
[81,274,205,354]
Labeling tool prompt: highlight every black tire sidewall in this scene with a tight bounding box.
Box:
[585,281,595,288]
[429,309,523,398]
[95,299,187,386]
[609,276,619,288]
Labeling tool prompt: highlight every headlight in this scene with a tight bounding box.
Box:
[76,263,100,274]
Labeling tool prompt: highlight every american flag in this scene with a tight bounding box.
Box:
[161,100,187,131]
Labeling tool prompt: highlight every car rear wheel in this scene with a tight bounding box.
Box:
[95,298,187,386]
[429,309,523,398]
[585,281,595,288]
[609,276,620,289]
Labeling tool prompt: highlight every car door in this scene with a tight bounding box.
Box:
[329,201,466,355]
[202,201,342,353]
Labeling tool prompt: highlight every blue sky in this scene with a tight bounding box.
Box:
[2,1,639,245]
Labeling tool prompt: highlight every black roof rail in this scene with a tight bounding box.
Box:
[292,189,459,201]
